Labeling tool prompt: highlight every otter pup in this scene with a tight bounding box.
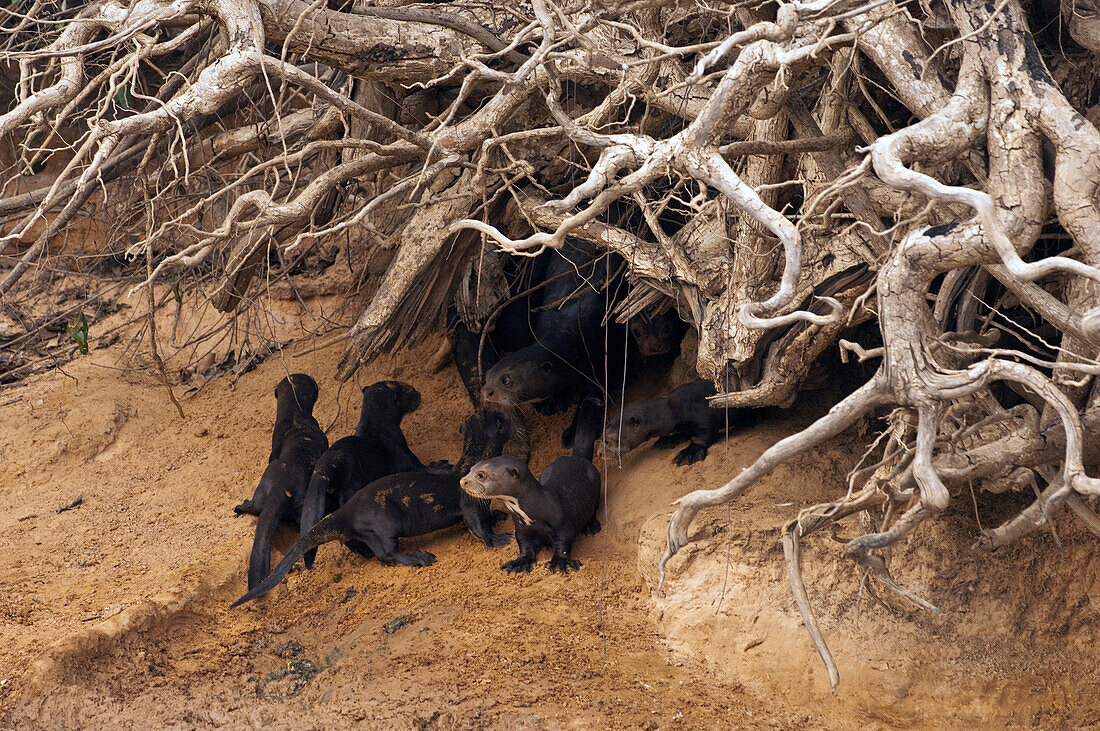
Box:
[600,379,754,466]
[448,252,543,408]
[461,397,603,574]
[480,240,624,434]
[234,374,328,590]
[231,409,514,607]
[298,380,424,568]
[629,307,688,357]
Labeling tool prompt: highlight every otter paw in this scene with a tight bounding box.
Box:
[673,443,709,467]
[653,435,685,450]
[489,510,509,526]
[502,557,535,573]
[426,459,454,473]
[484,531,513,549]
[546,555,582,574]
[583,518,602,536]
[409,551,437,567]
[233,500,257,516]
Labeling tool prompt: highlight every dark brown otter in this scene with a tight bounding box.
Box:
[460,397,603,574]
[234,374,328,590]
[231,409,514,607]
[600,379,755,466]
[629,307,688,357]
[298,380,424,569]
[480,240,626,448]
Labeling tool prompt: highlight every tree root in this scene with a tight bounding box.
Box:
[2,0,1099,692]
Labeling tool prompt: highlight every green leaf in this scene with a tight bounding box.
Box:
[67,311,90,355]
[113,87,132,112]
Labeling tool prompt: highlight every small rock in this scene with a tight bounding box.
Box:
[273,639,303,658]
[383,614,418,634]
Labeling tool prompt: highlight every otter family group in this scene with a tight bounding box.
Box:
[232,240,750,607]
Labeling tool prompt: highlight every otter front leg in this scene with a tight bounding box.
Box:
[546,534,581,574]
[460,494,512,548]
[653,434,688,450]
[673,419,719,467]
[502,530,539,573]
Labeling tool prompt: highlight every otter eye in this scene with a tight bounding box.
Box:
[476,471,486,480]
[501,375,512,386]
[629,416,640,427]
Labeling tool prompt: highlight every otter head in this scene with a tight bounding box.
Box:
[460,456,534,524]
[460,456,528,499]
[459,409,514,464]
[630,312,682,357]
[276,374,319,412]
[481,348,558,406]
[600,405,653,457]
[361,380,422,418]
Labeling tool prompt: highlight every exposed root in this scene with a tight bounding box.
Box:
[783,524,839,691]
[1,0,1098,692]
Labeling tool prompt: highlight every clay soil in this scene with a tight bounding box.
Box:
[1,295,1098,729]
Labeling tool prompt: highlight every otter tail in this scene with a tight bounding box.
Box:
[300,456,338,569]
[570,396,605,463]
[232,515,345,608]
[247,483,292,590]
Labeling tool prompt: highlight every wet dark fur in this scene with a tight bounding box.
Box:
[481,240,626,446]
[482,240,619,409]
[233,374,328,590]
[601,379,756,466]
[461,397,603,574]
[298,381,424,569]
[449,253,543,407]
[231,410,514,607]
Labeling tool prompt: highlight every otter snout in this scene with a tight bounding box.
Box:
[593,439,606,459]
[459,472,488,498]
[597,427,618,457]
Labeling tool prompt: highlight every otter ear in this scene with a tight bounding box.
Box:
[507,466,519,479]
[629,415,640,427]
[541,360,554,374]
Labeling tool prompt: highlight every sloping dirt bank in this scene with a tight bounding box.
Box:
[0,299,1097,728]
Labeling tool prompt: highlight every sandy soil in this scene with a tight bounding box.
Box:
[1,295,1098,729]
